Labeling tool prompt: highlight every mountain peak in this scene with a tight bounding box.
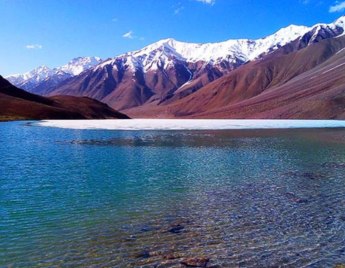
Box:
[274,24,310,35]
[157,37,177,45]
[335,15,345,23]
[334,15,345,30]
[33,65,51,72]
[68,56,101,64]
[61,56,102,75]
[263,24,310,44]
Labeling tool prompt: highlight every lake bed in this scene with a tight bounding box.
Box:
[1,120,345,267]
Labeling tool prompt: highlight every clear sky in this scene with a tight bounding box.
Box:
[1,0,344,76]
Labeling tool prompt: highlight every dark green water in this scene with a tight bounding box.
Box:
[1,121,345,267]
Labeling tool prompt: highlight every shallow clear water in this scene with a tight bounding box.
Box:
[1,121,345,267]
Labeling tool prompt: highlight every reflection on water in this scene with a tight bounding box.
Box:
[1,122,345,267]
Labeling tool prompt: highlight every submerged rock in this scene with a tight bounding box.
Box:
[285,192,309,204]
[285,171,327,180]
[134,250,151,259]
[181,257,209,267]
[302,172,326,180]
[140,225,156,232]
[155,259,182,267]
[163,253,181,260]
[124,234,137,241]
[149,250,166,257]
[322,162,345,169]
[169,224,185,234]
[295,197,309,204]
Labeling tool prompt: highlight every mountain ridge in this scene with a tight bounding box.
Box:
[5,16,345,119]
[124,34,345,119]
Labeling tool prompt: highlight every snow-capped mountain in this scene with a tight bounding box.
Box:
[59,57,102,76]
[7,16,345,112]
[6,57,102,94]
[96,16,345,75]
[113,16,345,72]
[94,24,311,75]
[120,25,311,67]
[48,16,345,111]
[7,66,56,89]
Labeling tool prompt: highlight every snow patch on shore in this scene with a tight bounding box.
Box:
[37,119,345,130]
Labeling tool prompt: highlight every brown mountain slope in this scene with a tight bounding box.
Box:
[197,48,345,119]
[0,76,129,120]
[125,35,345,119]
[47,58,239,111]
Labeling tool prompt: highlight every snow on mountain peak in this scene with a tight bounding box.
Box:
[109,17,345,73]
[6,57,102,89]
[111,23,311,72]
[334,16,345,34]
[271,24,310,36]
[335,15,345,25]
[86,15,345,75]
[264,24,310,45]
[60,56,102,75]
[23,65,54,82]
[7,15,345,89]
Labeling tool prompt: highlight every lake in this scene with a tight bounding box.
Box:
[1,120,345,267]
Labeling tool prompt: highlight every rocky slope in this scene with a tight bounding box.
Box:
[0,76,129,120]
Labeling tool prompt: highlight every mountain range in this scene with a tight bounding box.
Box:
[6,57,102,95]
[5,16,345,119]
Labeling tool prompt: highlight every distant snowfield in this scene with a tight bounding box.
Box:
[37,119,345,130]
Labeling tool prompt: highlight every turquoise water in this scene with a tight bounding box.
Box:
[1,121,345,267]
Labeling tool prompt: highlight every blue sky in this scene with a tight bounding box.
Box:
[1,0,344,76]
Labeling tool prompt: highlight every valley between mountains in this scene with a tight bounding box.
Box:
[4,16,345,119]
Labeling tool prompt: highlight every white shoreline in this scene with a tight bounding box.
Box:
[36,119,345,130]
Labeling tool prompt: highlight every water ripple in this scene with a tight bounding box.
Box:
[1,123,345,267]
